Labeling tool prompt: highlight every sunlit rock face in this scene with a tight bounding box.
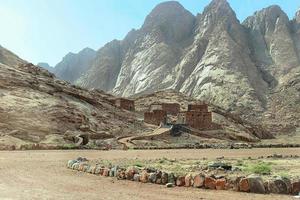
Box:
[60,0,300,134]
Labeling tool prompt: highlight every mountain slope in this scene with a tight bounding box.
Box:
[0,61,146,149]
[0,45,26,66]
[54,47,96,83]
[57,0,299,135]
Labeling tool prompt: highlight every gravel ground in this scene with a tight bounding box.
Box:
[0,149,298,200]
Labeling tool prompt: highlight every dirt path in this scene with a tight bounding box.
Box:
[118,127,171,148]
[0,149,298,200]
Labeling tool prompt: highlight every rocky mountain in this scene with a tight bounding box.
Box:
[45,0,300,135]
[54,47,96,83]
[37,62,54,73]
[0,45,26,66]
[0,47,147,149]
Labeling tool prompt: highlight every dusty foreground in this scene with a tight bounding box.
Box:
[0,149,298,200]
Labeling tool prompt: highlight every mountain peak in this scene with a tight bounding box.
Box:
[141,0,195,42]
[142,1,194,29]
[204,0,234,15]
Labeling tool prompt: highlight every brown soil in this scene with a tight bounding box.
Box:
[0,149,297,200]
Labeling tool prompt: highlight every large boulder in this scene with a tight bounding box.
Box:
[239,175,265,194]
[267,177,291,194]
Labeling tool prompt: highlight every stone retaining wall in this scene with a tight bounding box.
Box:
[67,158,300,196]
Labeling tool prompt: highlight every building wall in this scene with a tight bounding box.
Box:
[162,103,180,115]
[184,111,212,130]
[144,110,167,126]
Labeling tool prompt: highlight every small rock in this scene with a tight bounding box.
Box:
[292,181,300,195]
[176,176,185,187]
[133,174,141,182]
[140,170,149,183]
[67,160,78,168]
[205,176,216,189]
[185,174,193,187]
[149,173,157,183]
[103,168,110,176]
[193,174,205,188]
[239,178,250,192]
[161,172,168,184]
[216,178,226,190]
[168,173,176,185]
[125,167,138,180]
[166,183,174,188]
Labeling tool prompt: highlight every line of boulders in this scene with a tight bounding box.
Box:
[67,158,300,196]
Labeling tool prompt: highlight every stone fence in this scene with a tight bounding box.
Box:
[67,158,300,196]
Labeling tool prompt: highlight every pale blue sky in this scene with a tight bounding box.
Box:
[0,0,299,66]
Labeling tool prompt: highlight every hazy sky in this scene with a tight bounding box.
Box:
[0,0,299,66]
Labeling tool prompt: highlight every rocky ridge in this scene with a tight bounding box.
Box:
[60,0,300,135]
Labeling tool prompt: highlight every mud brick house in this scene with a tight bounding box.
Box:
[144,110,167,126]
[150,103,180,115]
[110,98,135,111]
[177,103,212,130]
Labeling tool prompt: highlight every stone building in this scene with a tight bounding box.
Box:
[111,98,135,111]
[149,103,180,115]
[177,103,212,130]
[144,110,167,126]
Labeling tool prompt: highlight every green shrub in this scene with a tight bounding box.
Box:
[244,162,272,175]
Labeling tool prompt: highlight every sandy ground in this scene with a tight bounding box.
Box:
[0,149,298,200]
